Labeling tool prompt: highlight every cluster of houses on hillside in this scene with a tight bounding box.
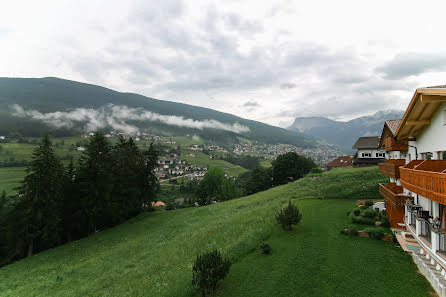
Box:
[155,154,208,181]
[232,143,340,167]
[347,85,446,296]
[81,132,177,144]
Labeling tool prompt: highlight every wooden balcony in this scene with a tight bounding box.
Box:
[400,160,446,204]
[379,182,413,227]
[378,159,406,179]
[379,183,412,209]
[384,137,408,152]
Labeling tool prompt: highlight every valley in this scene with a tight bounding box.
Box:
[0,167,432,297]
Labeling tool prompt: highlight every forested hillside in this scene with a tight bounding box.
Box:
[0,77,314,147]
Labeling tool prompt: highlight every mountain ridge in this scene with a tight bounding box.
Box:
[0,77,315,148]
[287,110,405,152]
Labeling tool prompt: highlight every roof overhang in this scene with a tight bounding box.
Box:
[396,87,446,140]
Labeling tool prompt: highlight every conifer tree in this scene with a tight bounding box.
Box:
[141,144,159,209]
[60,161,79,242]
[16,135,64,256]
[76,132,114,233]
[111,137,144,222]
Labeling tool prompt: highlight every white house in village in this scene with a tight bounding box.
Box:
[378,85,446,296]
[352,136,386,166]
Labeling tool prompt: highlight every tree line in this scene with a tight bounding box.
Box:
[236,152,317,196]
[0,133,158,267]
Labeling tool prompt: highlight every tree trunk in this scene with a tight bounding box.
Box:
[201,289,206,297]
[27,239,33,257]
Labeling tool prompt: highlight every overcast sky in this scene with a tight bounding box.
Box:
[1,0,446,127]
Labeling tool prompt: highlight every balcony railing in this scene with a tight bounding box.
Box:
[378,159,406,179]
[379,183,412,208]
[400,160,446,204]
[380,182,413,227]
[384,137,408,152]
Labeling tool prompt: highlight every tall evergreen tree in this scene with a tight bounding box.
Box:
[111,137,144,222]
[76,132,114,233]
[16,135,64,257]
[141,143,159,209]
[60,161,80,242]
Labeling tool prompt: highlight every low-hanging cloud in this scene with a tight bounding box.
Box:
[11,104,250,134]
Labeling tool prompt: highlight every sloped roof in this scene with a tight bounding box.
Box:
[385,119,401,135]
[378,119,402,148]
[352,136,381,149]
[327,156,353,168]
[396,85,446,139]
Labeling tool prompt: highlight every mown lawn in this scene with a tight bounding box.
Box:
[217,200,432,297]
[0,167,432,297]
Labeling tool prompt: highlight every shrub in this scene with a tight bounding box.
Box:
[362,208,377,218]
[365,228,385,240]
[347,225,358,236]
[276,201,302,231]
[192,250,231,297]
[309,167,323,174]
[351,216,375,226]
[260,243,271,255]
[380,215,390,227]
[364,200,374,207]
[352,208,361,216]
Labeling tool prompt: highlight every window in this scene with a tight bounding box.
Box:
[376,152,385,158]
[361,153,371,158]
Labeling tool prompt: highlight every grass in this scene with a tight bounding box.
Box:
[181,150,248,177]
[0,167,432,297]
[0,167,26,196]
[217,200,432,297]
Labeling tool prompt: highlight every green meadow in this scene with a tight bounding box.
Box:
[181,150,248,177]
[0,167,26,196]
[0,167,433,297]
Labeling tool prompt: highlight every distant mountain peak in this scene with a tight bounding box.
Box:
[287,109,405,152]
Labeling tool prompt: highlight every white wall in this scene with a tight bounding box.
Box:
[415,102,446,155]
[357,148,386,158]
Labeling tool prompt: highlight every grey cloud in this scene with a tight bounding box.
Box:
[241,100,261,111]
[280,83,297,89]
[11,104,250,134]
[376,53,446,79]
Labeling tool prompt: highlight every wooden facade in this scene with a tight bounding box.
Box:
[378,159,406,179]
[384,137,408,152]
[400,160,446,205]
[379,183,413,227]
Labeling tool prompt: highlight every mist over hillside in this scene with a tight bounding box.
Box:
[0,77,315,147]
[287,110,405,152]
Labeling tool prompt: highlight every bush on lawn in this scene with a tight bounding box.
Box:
[362,208,377,218]
[260,243,271,255]
[380,215,390,227]
[347,225,358,236]
[364,200,374,207]
[192,250,231,297]
[352,208,361,216]
[276,201,302,231]
[365,227,385,240]
[351,216,375,226]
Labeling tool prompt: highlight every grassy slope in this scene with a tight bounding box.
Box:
[0,167,26,196]
[181,150,248,177]
[0,167,432,297]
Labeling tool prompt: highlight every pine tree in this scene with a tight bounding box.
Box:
[141,144,159,210]
[60,161,79,242]
[16,135,64,256]
[76,132,114,233]
[111,137,144,222]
